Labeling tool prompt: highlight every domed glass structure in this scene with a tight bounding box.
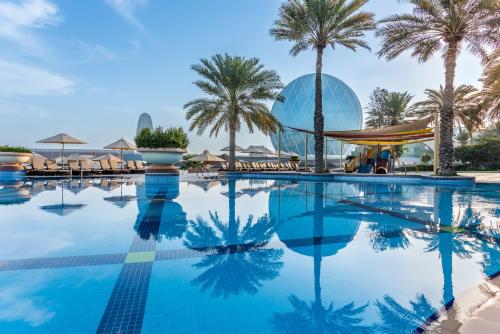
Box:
[270,74,363,157]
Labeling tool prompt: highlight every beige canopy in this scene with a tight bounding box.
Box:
[103,138,135,169]
[104,138,136,150]
[37,133,87,144]
[188,150,226,163]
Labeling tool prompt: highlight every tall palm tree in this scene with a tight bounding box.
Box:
[376,0,500,176]
[480,48,500,120]
[183,180,283,298]
[366,91,414,128]
[412,85,483,136]
[184,54,283,171]
[271,0,375,173]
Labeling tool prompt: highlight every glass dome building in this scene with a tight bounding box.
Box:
[270,73,363,158]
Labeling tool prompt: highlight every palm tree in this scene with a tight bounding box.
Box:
[183,180,283,298]
[376,0,500,176]
[184,54,283,171]
[375,294,437,333]
[366,91,414,128]
[412,85,483,136]
[480,48,500,120]
[271,0,375,173]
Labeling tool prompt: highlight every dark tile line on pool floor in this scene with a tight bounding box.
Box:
[96,198,165,334]
[339,199,500,245]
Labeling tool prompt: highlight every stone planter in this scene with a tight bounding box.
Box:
[137,148,186,174]
[0,152,32,171]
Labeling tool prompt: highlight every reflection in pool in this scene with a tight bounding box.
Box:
[0,177,498,333]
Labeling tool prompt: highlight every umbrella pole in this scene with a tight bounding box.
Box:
[120,148,123,171]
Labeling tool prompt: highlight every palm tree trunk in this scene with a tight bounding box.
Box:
[440,41,458,176]
[229,122,236,171]
[314,47,325,173]
[313,183,324,307]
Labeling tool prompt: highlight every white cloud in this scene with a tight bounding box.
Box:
[106,0,149,32]
[0,59,73,96]
[0,0,61,51]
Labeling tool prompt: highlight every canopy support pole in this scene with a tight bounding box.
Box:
[433,111,440,175]
[304,132,308,170]
[340,141,343,169]
[324,138,328,171]
[278,129,281,171]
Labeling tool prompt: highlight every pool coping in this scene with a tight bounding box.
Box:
[224,171,477,186]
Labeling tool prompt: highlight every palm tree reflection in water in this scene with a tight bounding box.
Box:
[271,183,370,334]
[183,179,283,298]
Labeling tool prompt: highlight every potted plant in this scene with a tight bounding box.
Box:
[135,127,189,173]
[0,146,32,171]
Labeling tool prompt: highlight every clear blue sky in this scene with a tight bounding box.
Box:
[0,0,483,153]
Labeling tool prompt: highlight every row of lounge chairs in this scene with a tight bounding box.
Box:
[219,161,310,172]
[28,159,145,176]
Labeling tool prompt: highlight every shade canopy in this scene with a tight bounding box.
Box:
[241,146,264,154]
[104,138,136,150]
[188,150,226,162]
[93,153,123,162]
[287,117,434,145]
[220,145,244,152]
[37,133,86,144]
[260,147,276,155]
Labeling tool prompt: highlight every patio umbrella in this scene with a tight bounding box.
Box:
[31,153,47,162]
[104,138,136,170]
[188,150,226,163]
[241,146,264,162]
[56,154,93,165]
[39,182,86,216]
[220,144,244,152]
[259,147,275,163]
[37,133,86,168]
[103,182,136,208]
[93,153,123,162]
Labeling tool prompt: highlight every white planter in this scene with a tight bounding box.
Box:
[137,148,186,165]
[0,152,32,164]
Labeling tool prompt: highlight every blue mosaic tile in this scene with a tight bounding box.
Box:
[0,253,126,272]
[96,262,153,334]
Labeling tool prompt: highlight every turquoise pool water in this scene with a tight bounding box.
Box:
[0,176,498,333]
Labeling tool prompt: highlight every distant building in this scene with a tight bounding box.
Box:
[270,73,363,158]
[137,113,154,134]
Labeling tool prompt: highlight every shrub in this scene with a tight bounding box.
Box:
[454,137,500,169]
[420,152,432,164]
[289,156,300,162]
[134,127,189,149]
[0,145,31,153]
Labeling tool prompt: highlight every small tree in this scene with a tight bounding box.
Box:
[420,152,432,165]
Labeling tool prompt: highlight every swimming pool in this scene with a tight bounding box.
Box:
[0,176,498,333]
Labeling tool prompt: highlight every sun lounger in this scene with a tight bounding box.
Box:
[30,159,58,175]
[69,160,91,175]
[81,159,101,174]
[134,160,145,171]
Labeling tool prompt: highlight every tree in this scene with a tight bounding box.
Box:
[364,87,389,128]
[366,91,414,128]
[479,49,500,120]
[376,0,500,176]
[271,0,375,172]
[412,85,483,136]
[454,129,470,146]
[184,54,283,171]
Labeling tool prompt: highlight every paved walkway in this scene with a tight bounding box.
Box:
[425,275,500,334]
[458,172,500,184]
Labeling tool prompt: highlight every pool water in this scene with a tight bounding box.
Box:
[0,176,498,334]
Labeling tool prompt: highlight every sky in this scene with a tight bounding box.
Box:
[0,0,485,153]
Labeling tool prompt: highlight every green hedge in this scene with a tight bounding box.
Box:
[0,145,31,153]
[454,137,500,170]
[135,127,189,149]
